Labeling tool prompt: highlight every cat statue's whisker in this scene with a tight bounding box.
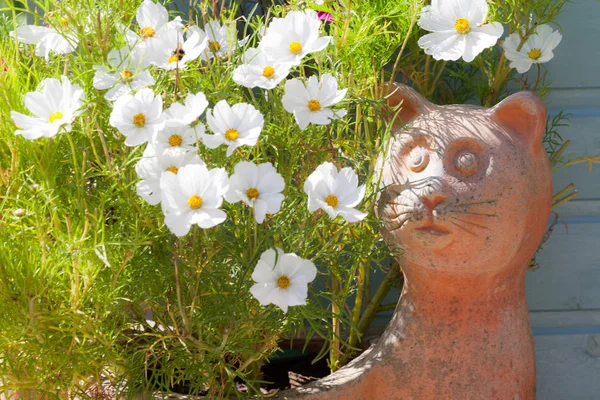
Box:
[454,199,497,207]
[451,210,498,218]
[448,219,478,236]
[388,201,413,207]
[388,216,412,233]
[386,210,413,219]
[449,216,490,230]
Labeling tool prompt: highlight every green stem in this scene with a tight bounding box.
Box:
[388,0,421,84]
[174,259,191,336]
[550,140,571,168]
[330,273,341,372]
[347,256,367,353]
[553,191,579,208]
[552,183,574,204]
[347,264,401,352]
[377,303,397,312]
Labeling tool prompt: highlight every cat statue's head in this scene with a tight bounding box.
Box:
[377,84,553,274]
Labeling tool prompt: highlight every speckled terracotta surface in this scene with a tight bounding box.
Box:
[273,83,552,400]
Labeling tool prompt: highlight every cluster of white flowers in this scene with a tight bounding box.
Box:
[417,0,562,72]
[11,0,562,313]
[232,9,347,130]
[8,2,369,313]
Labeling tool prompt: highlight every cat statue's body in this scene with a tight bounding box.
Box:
[274,84,552,400]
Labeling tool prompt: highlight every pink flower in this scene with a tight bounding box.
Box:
[1,59,7,73]
[317,11,333,22]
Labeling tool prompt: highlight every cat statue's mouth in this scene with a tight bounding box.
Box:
[380,193,498,250]
[414,223,450,236]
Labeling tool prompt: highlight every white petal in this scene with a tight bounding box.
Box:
[417,5,454,32]
[336,207,368,223]
[252,258,277,282]
[250,282,279,306]
[463,23,503,62]
[164,212,192,237]
[254,200,269,224]
[418,31,465,62]
[286,284,309,307]
[191,208,227,229]
[334,167,359,199]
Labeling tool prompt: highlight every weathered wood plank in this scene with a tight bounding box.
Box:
[534,332,600,400]
[544,0,600,89]
[527,220,600,311]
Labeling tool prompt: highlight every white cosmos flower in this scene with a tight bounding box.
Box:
[232,48,292,90]
[109,88,165,146]
[153,124,201,154]
[281,74,347,130]
[250,248,317,313]
[135,145,204,205]
[92,47,155,101]
[130,0,183,45]
[10,25,77,61]
[259,10,331,65]
[160,164,229,236]
[503,24,562,73]
[188,21,233,61]
[304,162,367,223]
[417,0,504,62]
[224,162,285,224]
[203,100,264,157]
[164,92,209,126]
[147,29,207,70]
[11,76,85,140]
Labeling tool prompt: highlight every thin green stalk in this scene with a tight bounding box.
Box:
[550,140,570,167]
[174,259,192,336]
[330,272,341,372]
[347,256,367,352]
[348,264,401,351]
[553,191,579,208]
[388,0,421,85]
[552,183,574,204]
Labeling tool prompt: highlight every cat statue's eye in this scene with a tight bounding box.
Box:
[455,151,479,176]
[408,147,429,172]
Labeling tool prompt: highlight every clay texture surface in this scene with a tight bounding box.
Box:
[273,83,553,400]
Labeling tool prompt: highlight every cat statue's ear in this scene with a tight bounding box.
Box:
[385,82,436,125]
[490,92,547,155]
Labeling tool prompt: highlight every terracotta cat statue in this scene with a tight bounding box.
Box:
[273,83,552,399]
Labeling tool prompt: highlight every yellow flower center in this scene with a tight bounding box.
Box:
[168,134,183,147]
[59,17,69,27]
[324,194,339,207]
[188,195,203,209]
[246,187,259,200]
[209,41,221,53]
[289,41,302,54]
[225,128,239,141]
[48,111,63,123]
[121,70,133,80]
[262,66,275,78]
[140,26,155,39]
[166,166,178,174]
[133,113,146,127]
[454,18,470,34]
[528,48,542,60]
[277,275,291,289]
[307,99,321,112]
[168,55,179,64]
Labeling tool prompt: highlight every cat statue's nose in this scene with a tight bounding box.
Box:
[420,193,447,212]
